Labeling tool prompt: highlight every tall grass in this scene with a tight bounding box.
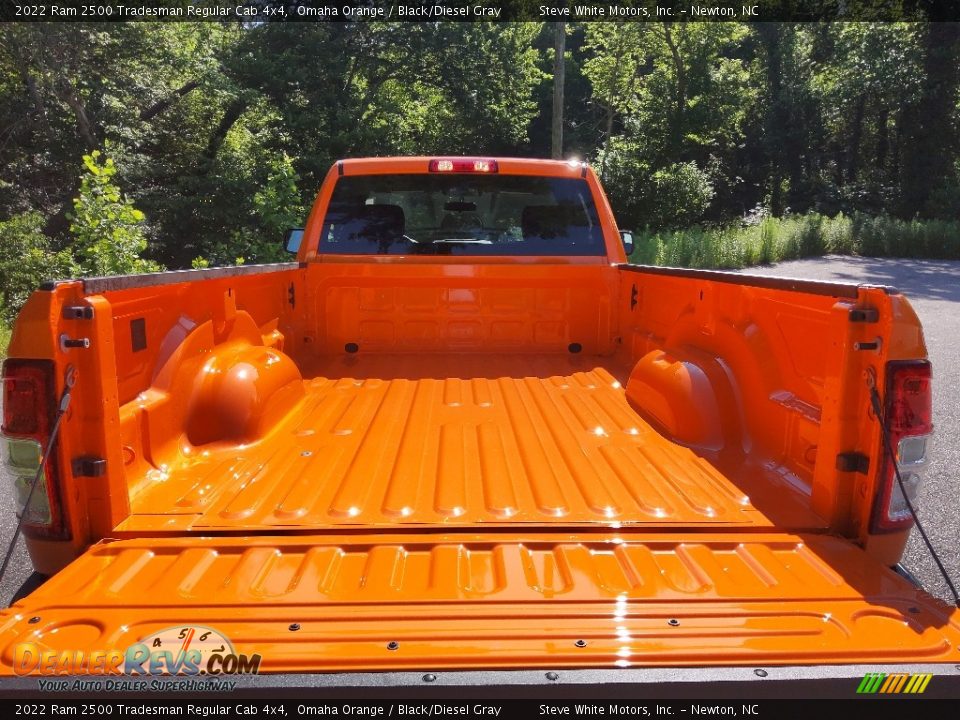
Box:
[630,213,960,269]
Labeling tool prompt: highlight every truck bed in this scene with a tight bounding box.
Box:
[120,353,825,534]
[7,158,960,682]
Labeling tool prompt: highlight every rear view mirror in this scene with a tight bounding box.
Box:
[284,228,304,254]
[620,230,635,257]
[444,201,477,212]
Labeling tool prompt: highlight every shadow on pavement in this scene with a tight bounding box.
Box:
[799,257,960,302]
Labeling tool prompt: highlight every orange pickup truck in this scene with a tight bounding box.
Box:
[1,157,958,692]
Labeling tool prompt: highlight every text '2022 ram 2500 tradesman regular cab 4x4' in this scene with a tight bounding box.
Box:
[1,157,958,692]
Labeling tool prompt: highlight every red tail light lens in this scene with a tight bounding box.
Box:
[871,360,933,533]
[2,364,51,436]
[886,362,933,436]
[1,359,68,539]
[428,158,499,174]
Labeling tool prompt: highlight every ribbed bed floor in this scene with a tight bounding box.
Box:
[121,354,825,533]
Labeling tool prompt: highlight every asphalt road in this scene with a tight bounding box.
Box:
[0,255,957,607]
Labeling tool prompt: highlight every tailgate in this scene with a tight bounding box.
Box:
[2,532,960,675]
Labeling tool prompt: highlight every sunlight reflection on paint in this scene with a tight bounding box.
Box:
[613,594,628,621]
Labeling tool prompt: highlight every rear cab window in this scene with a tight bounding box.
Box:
[320,174,606,256]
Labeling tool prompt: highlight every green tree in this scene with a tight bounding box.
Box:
[68,150,162,276]
[582,23,650,178]
[899,22,960,217]
[586,23,752,229]
[809,23,923,214]
[202,152,307,266]
[254,153,306,239]
[0,211,75,324]
[2,19,959,269]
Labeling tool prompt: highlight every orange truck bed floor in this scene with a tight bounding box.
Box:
[3,532,959,674]
[119,354,825,534]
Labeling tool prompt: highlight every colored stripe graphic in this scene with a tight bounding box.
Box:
[857,672,931,694]
[856,673,886,693]
[904,674,932,694]
[880,673,908,693]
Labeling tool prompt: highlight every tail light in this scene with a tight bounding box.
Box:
[428,158,498,173]
[1,359,68,539]
[870,360,933,533]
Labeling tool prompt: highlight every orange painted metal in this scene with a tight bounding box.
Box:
[617,269,924,565]
[298,261,621,356]
[5,157,947,674]
[7,266,302,570]
[1,532,959,674]
[118,353,823,533]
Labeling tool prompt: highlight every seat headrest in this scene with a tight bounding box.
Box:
[521,205,576,240]
[355,204,405,238]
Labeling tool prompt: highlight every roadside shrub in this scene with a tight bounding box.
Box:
[0,211,76,325]
[69,150,163,277]
[600,140,714,230]
[0,151,168,326]
[757,217,775,265]
[822,213,855,254]
[852,214,960,259]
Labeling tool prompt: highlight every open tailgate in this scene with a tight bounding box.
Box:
[2,532,960,675]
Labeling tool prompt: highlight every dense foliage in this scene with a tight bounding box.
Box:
[0,150,161,323]
[1,21,959,322]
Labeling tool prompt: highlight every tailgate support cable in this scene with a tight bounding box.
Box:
[0,366,75,584]
[868,378,960,608]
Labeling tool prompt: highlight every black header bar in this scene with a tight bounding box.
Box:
[0,1,954,23]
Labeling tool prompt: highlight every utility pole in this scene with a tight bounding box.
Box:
[552,22,566,159]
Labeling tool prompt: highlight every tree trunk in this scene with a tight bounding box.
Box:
[599,103,615,178]
[203,97,249,163]
[17,68,52,136]
[876,105,889,172]
[598,39,625,179]
[892,109,903,180]
[830,141,844,186]
[139,81,201,121]
[661,24,687,157]
[846,94,866,183]
[551,22,565,160]
[56,78,97,150]
[754,24,786,214]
